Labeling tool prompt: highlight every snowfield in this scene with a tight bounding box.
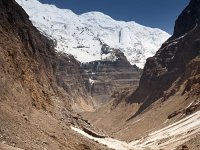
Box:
[16,0,170,68]
[71,111,200,150]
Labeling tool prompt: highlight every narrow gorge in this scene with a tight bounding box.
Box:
[0,0,200,150]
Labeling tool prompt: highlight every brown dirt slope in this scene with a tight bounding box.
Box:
[0,0,108,149]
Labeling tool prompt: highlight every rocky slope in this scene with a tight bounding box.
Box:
[128,0,200,117]
[0,0,109,149]
[16,0,170,68]
[83,0,200,149]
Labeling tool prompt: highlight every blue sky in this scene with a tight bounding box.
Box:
[38,0,189,34]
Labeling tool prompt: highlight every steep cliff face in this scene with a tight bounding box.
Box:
[129,0,200,116]
[82,47,142,107]
[0,0,58,114]
[0,0,106,149]
[173,0,200,38]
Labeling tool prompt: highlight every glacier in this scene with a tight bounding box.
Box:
[16,0,170,68]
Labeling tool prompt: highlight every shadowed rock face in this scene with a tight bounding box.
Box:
[128,0,200,116]
[56,53,94,112]
[82,49,142,107]
[173,0,200,38]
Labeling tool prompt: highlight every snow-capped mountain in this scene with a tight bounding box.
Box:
[16,0,170,68]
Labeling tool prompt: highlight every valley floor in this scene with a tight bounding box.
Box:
[73,111,200,150]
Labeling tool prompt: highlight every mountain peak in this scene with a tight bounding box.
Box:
[16,0,170,68]
[173,0,200,38]
[80,11,112,19]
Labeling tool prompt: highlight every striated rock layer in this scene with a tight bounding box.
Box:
[82,47,142,107]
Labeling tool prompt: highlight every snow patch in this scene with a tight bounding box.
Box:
[71,111,200,150]
[71,126,130,150]
[89,78,95,85]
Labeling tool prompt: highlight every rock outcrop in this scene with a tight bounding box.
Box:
[128,0,200,116]
[82,46,142,107]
